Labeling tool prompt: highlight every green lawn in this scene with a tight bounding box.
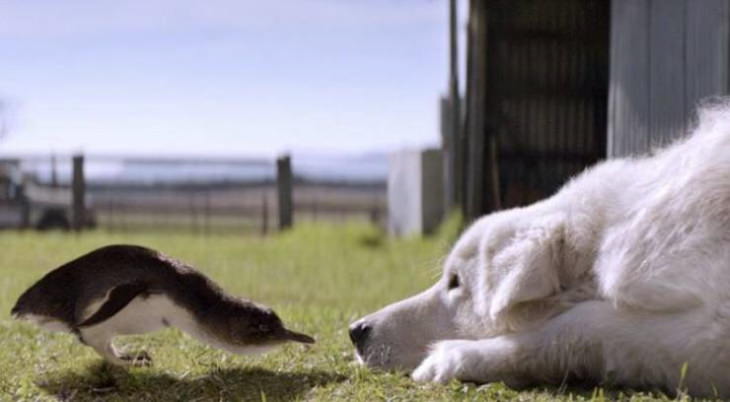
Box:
[0,222,687,401]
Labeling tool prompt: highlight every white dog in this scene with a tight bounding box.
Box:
[350,104,730,397]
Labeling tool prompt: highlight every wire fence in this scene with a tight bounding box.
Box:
[1,154,387,234]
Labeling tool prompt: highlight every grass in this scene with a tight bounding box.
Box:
[0,220,691,401]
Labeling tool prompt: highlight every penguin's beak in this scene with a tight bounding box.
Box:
[281,328,315,344]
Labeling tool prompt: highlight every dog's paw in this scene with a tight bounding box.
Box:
[411,340,475,384]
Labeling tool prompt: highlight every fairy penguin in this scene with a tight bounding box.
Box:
[11,245,314,366]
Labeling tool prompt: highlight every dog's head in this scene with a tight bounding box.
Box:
[350,207,569,371]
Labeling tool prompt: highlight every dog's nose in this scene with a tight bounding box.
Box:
[349,321,372,345]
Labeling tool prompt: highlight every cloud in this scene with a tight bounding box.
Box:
[0,0,442,39]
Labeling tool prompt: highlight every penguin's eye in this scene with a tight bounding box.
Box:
[447,274,460,290]
[258,324,270,332]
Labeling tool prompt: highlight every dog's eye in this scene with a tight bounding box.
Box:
[447,274,460,290]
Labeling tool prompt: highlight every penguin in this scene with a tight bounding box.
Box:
[11,244,314,366]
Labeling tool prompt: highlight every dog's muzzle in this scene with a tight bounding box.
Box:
[348,319,372,354]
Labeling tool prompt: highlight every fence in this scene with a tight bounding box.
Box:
[8,154,386,234]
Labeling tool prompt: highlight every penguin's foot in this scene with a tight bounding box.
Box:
[119,350,152,367]
[79,329,152,367]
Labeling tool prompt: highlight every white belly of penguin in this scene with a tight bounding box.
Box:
[80,293,275,355]
[82,294,197,336]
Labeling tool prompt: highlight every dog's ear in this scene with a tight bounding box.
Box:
[489,215,564,320]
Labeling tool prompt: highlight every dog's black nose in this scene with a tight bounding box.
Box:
[349,321,372,345]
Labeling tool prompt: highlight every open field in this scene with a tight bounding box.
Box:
[0,222,688,401]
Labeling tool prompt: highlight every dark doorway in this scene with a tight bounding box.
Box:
[467,0,610,212]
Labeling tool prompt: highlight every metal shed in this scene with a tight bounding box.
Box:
[609,0,730,156]
[454,0,730,222]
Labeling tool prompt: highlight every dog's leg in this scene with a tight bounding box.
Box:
[412,336,535,387]
[412,300,720,395]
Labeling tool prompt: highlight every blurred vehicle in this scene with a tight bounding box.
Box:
[0,161,95,230]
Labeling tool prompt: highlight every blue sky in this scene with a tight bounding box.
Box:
[0,0,466,158]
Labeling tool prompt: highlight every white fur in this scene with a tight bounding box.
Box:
[354,104,730,397]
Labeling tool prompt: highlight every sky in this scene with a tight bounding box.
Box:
[0,0,466,158]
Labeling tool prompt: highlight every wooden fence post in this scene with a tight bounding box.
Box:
[51,154,58,188]
[445,0,463,212]
[19,179,30,229]
[71,154,86,231]
[276,155,293,230]
[261,193,269,235]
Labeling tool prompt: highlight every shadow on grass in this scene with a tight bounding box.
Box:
[473,381,675,401]
[36,362,347,402]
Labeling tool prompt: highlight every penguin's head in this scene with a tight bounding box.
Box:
[222,301,315,350]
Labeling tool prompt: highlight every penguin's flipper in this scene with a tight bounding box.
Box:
[78,281,149,328]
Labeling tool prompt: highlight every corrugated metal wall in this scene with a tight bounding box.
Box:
[484,0,610,207]
[608,0,730,157]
